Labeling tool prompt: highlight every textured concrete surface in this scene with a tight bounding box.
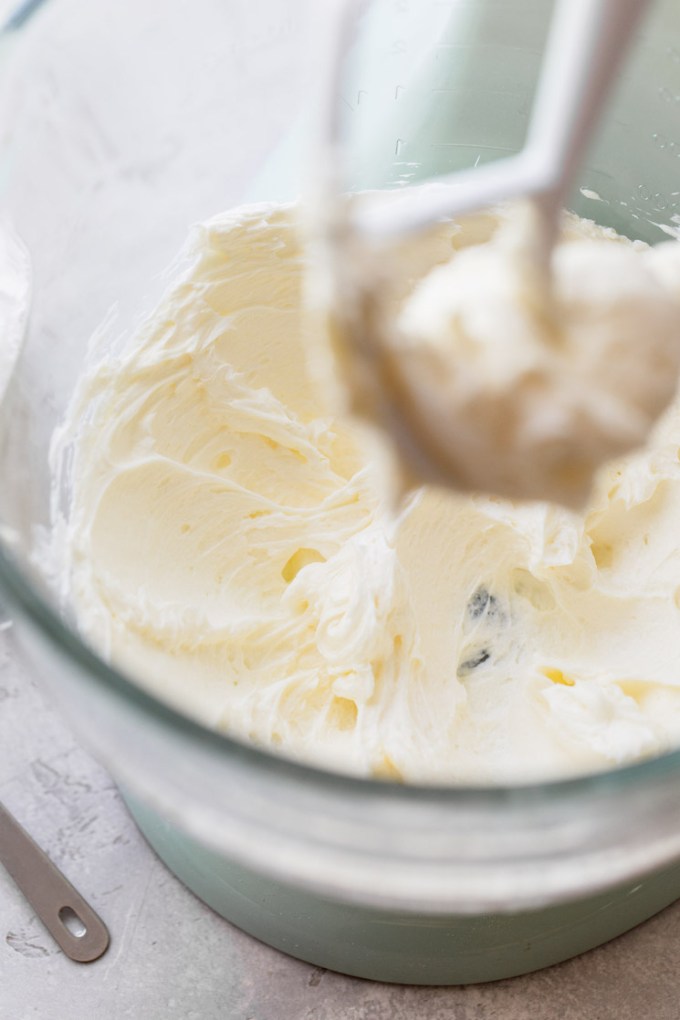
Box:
[3,625,680,1019]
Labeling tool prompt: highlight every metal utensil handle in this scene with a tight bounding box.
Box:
[0,800,109,962]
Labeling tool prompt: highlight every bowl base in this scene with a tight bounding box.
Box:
[123,790,680,985]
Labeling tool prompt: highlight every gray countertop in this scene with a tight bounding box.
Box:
[2,625,680,1020]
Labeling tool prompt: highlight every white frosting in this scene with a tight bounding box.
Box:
[54,201,680,784]
[327,203,680,507]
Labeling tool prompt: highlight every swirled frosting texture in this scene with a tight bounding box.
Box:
[56,202,680,783]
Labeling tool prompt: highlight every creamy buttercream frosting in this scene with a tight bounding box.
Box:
[53,201,680,784]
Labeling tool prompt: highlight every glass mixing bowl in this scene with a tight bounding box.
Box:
[2,0,680,985]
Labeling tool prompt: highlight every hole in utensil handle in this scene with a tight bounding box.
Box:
[58,905,88,939]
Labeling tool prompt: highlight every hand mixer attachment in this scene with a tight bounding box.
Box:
[326,0,652,246]
[315,0,669,508]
